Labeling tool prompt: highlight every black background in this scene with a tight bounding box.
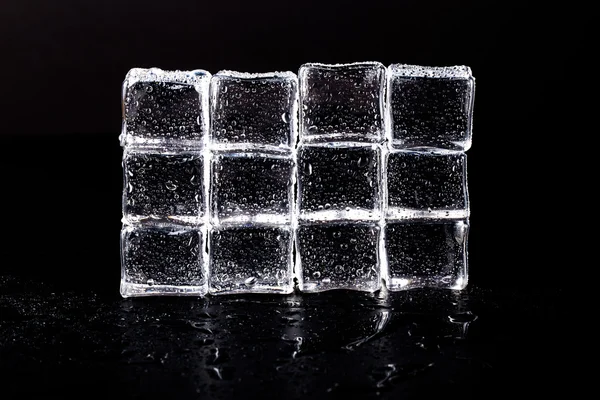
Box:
[0,0,587,397]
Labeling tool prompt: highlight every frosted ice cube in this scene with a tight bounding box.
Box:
[120,224,207,297]
[210,151,295,225]
[299,62,386,142]
[384,219,469,291]
[387,64,475,151]
[121,68,211,148]
[210,70,298,151]
[209,225,294,294]
[385,150,468,219]
[297,143,381,221]
[296,222,381,292]
[123,149,204,225]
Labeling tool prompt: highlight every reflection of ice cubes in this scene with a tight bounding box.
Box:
[209,71,298,150]
[384,219,468,291]
[210,152,294,225]
[123,149,204,225]
[120,224,206,297]
[296,222,381,292]
[387,64,475,151]
[209,225,293,294]
[299,62,386,142]
[121,68,211,147]
[385,150,468,219]
[298,143,381,221]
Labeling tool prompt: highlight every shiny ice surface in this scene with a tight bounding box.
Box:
[385,219,469,291]
[385,149,469,220]
[122,149,204,225]
[299,62,386,143]
[210,151,295,225]
[209,70,298,151]
[120,224,207,297]
[387,64,475,151]
[296,221,381,293]
[120,68,211,148]
[297,143,381,221]
[208,225,294,295]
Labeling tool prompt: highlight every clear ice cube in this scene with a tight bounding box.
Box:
[384,219,469,291]
[210,151,295,225]
[297,143,381,221]
[121,68,211,148]
[122,149,204,225]
[209,70,298,151]
[208,225,294,294]
[299,62,386,142]
[385,149,468,219]
[120,224,207,297]
[387,64,475,151]
[296,222,381,292]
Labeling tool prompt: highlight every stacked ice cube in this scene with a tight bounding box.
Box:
[120,68,211,297]
[296,62,386,292]
[207,71,298,294]
[119,63,475,297]
[384,65,475,290]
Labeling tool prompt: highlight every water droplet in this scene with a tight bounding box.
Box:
[147,278,155,286]
[304,162,312,175]
[275,269,285,281]
[165,181,177,190]
[244,277,257,286]
[312,271,321,279]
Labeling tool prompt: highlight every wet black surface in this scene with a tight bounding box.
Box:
[0,275,568,399]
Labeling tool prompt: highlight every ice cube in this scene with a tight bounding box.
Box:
[208,225,294,294]
[387,64,475,151]
[121,68,211,148]
[210,151,295,225]
[384,219,469,290]
[122,149,204,225]
[299,62,386,143]
[211,152,295,224]
[120,224,207,297]
[297,143,381,221]
[209,70,298,151]
[296,221,381,292]
[385,149,468,219]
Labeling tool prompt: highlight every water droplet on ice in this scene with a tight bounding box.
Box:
[165,181,177,190]
[304,163,312,175]
[147,278,155,286]
[244,277,257,287]
[313,271,321,279]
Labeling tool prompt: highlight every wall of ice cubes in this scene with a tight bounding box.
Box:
[119,62,475,297]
